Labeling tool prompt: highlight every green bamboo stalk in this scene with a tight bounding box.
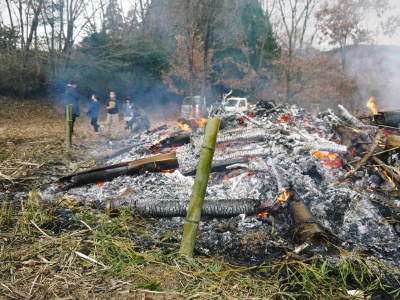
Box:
[180,117,221,257]
[66,104,73,151]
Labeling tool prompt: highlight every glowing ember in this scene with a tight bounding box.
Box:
[161,169,175,173]
[96,182,105,187]
[313,151,339,160]
[258,211,270,218]
[177,121,192,132]
[277,115,291,123]
[312,151,343,167]
[324,157,344,168]
[277,189,293,203]
[367,97,379,115]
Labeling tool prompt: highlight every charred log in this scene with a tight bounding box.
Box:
[133,199,261,217]
[373,111,400,128]
[149,133,191,152]
[183,158,249,176]
[61,153,179,190]
[289,191,327,244]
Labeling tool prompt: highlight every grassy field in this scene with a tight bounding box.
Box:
[0,97,399,299]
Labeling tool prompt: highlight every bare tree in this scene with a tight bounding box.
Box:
[316,0,370,70]
[273,0,318,102]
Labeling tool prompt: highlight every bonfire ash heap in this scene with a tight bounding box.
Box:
[58,100,400,267]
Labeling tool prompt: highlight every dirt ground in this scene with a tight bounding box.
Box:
[0,96,134,192]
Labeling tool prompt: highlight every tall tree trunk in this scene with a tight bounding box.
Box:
[26,0,44,51]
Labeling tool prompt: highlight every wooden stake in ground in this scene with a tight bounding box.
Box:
[180,118,221,257]
[66,104,73,151]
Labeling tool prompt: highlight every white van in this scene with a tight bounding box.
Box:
[224,97,249,113]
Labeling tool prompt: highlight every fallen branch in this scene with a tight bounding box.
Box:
[0,171,13,182]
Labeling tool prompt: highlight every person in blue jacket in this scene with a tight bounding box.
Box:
[87,94,100,132]
[63,80,81,133]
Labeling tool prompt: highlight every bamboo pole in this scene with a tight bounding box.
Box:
[66,104,73,151]
[180,118,221,257]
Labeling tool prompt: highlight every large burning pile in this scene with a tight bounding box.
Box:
[50,99,400,277]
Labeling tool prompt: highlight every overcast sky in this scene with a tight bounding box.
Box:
[365,0,400,46]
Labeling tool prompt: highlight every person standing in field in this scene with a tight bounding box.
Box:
[87,94,100,132]
[122,98,135,128]
[106,91,119,133]
[63,80,80,133]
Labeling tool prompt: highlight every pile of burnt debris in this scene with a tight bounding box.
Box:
[52,99,400,275]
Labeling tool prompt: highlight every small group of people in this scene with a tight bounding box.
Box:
[63,80,149,134]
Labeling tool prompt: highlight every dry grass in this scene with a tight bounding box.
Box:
[0,97,399,299]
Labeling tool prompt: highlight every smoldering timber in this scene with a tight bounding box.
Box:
[60,152,179,190]
[132,199,262,217]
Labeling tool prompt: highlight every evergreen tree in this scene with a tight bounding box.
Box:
[103,0,124,37]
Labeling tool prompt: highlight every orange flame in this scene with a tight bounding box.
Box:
[96,182,105,186]
[278,189,293,203]
[177,121,192,132]
[196,118,207,128]
[367,97,379,115]
[382,170,395,187]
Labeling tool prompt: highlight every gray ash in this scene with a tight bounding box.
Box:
[48,101,400,272]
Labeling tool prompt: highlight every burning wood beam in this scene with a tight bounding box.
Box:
[149,133,191,152]
[60,152,179,190]
[294,142,347,155]
[183,158,249,176]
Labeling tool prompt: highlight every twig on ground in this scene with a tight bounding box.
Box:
[30,220,51,238]
[80,220,93,231]
[0,171,13,182]
[28,274,40,296]
[74,251,107,268]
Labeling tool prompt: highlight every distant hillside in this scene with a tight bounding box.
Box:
[328,44,400,111]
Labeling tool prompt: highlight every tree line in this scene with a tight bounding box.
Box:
[0,0,398,110]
